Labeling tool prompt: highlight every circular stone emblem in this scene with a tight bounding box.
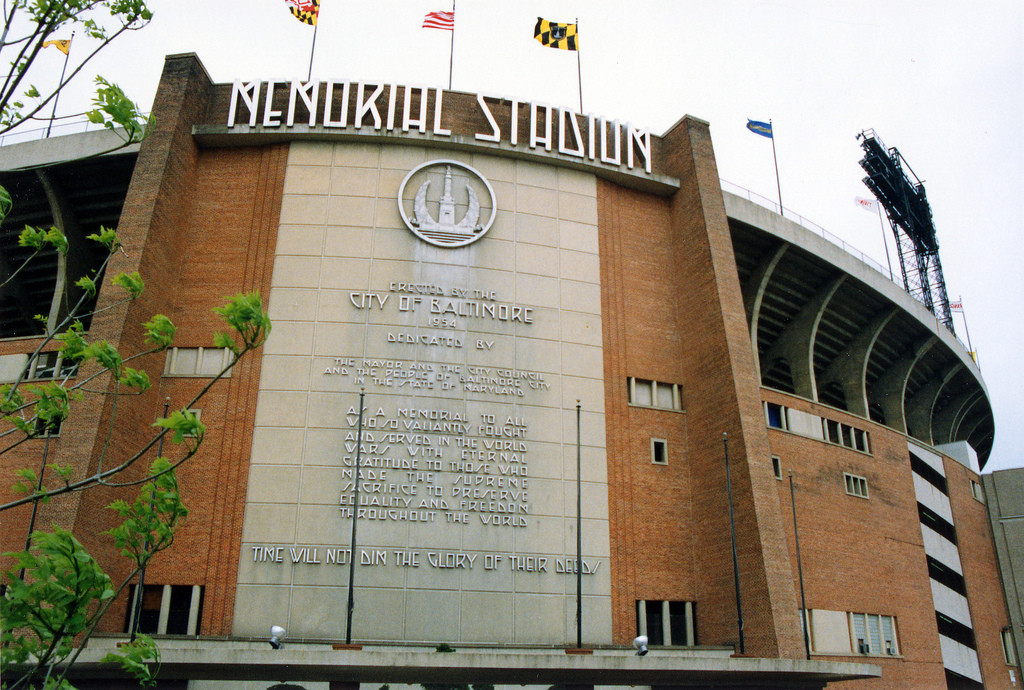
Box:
[397,159,496,248]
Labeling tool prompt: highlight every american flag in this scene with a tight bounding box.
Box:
[423,10,454,30]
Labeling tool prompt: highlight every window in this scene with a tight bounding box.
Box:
[33,416,62,437]
[844,473,869,498]
[651,438,667,465]
[772,455,783,480]
[804,609,900,655]
[1003,627,1017,665]
[28,351,78,380]
[971,480,984,503]
[164,347,233,377]
[851,612,899,655]
[125,584,203,636]
[636,600,696,646]
[766,402,788,429]
[628,378,683,411]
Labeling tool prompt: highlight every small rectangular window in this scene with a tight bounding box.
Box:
[1003,627,1017,665]
[853,428,868,452]
[841,424,854,448]
[772,455,783,480]
[845,473,869,498]
[634,379,653,406]
[33,416,62,437]
[628,378,683,411]
[766,403,785,429]
[636,600,696,646]
[825,419,840,444]
[28,352,77,380]
[164,348,233,378]
[971,480,984,503]
[651,438,668,465]
[125,584,203,636]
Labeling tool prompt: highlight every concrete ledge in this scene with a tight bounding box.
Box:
[0,129,140,171]
[42,641,879,688]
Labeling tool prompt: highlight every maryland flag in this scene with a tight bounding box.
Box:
[286,0,318,25]
[534,17,578,50]
[42,39,72,55]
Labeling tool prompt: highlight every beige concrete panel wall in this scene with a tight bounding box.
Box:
[236,142,610,645]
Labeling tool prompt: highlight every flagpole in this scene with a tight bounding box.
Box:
[956,297,976,363]
[770,119,783,217]
[575,17,583,113]
[307,22,318,82]
[447,0,455,90]
[46,32,73,139]
[876,203,895,281]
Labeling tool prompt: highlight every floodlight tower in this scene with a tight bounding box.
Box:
[857,130,954,332]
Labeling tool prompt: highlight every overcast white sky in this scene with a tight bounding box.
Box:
[20,0,1024,472]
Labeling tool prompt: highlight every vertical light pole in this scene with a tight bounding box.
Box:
[345,389,365,645]
[790,470,811,660]
[576,400,583,648]
[724,432,745,654]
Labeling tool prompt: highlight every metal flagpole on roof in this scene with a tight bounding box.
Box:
[307,22,318,81]
[448,0,455,90]
[575,18,583,113]
[45,32,73,139]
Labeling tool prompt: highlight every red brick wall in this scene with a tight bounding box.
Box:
[599,116,804,658]
[763,389,948,688]
[945,456,1016,688]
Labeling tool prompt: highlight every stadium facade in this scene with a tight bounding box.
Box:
[0,53,1013,689]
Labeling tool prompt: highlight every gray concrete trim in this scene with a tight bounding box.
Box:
[742,243,787,383]
[0,129,140,171]
[52,642,881,687]
[191,125,681,196]
[723,192,984,391]
[819,308,897,418]
[763,274,845,401]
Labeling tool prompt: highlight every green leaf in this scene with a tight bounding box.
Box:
[87,77,149,145]
[119,367,151,392]
[0,185,11,223]
[152,409,204,445]
[46,226,69,253]
[76,275,97,297]
[57,321,89,363]
[87,227,120,252]
[212,293,272,353]
[82,341,122,375]
[112,271,144,299]
[18,225,48,249]
[143,314,176,350]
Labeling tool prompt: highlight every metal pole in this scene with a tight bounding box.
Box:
[957,298,976,364]
[345,389,366,645]
[575,18,583,114]
[19,432,52,581]
[447,0,455,90]
[307,23,318,82]
[46,32,73,139]
[770,119,783,217]
[724,432,744,654]
[576,400,582,648]
[790,471,811,660]
[877,203,895,282]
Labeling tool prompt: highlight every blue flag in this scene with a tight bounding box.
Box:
[747,119,773,138]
